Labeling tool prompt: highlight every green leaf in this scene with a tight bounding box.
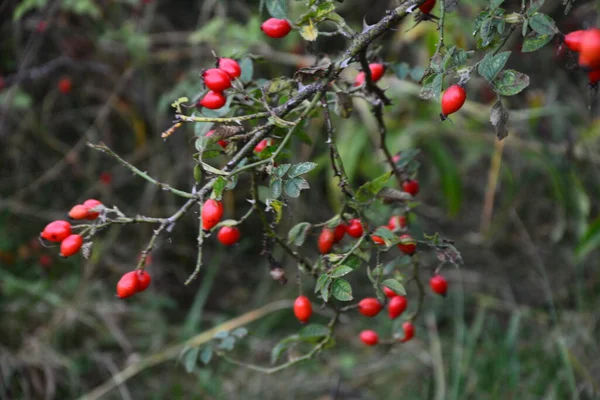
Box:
[320,278,332,301]
[284,177,310,198]
[232,327,248,339]
[367,265,383,284]
[266,0,288,19]
[420,141,463,217]
[355,172,393,203]
[493,69,530,96]
[527,0,545,16]
[270,335,299,364]
[212,177,228,200]
[331,278,353,301]
[528,13,558,35]
[199,346,213,365]
[478,51,511,82]
[288,162,317,178]
[575,217,600,260]
[298,324,329,341]
[315,274,332,293]
[213,330,229,339]
[218,336,236,351]
[490,100,509,140]
[288,222,311,246]
[330,265,353,278]
[273,164,292,178]
[239,58,254,84]
[522,33,553,53]
[181,347,199,373]
[315,2,336,18]
[381,279,406,296]
[270,177,283,199]
[490,0,504,10]
[419,73,443,100]
[372,226,396,247]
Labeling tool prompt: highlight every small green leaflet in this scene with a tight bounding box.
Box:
[288,222,311,246]
[493,69,530,96]
[381,279,406,296]
[330,265,353,278]
[288,162,317,178]
[355,172,393,203]
[284,177,309,198]
[528,13,558,35]
[331,278,353,301]
[478,51,511,82]
[265,0,288,19]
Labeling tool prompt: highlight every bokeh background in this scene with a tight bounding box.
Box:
[1,0,600,399]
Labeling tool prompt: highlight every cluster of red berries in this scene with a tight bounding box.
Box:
[260,18,292,39]
[116,269,152,298]
[40,199,103,258]
[202,199,242,246]
[197,58,242,110]
[564,29,600,85]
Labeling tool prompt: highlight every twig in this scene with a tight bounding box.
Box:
[185,199,205,285]
[408,255,425,321]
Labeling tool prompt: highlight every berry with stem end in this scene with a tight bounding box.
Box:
[137,270,151,292]
[254,138,273,153]
[400,321,415,342]
[198,91,226,109]
[201,199,224,231]
[333,223,346,243]
[41,220,71,242]
[318,228,335,254]
[564,30,585,52]
[217,226,241,246]
[346,219,364,238]
[440,84,467,120]
[429,274,448,296]
[359,330,379,346]
[60,234,83,257]
[218,58,241,79]
[383,286,398,298]
[260,18,292,38]
[354,63,386,86]
[579,29,600,69]
[358,297,383,317]
[202,68,232,92]
[402,180,420,196]
[69,204,89,220]
[293,295,312,323]
[419,0,436,14]
[83,199,103,220]
[398,234,416,255]
[117,271,139,299]
[388,295,408,319]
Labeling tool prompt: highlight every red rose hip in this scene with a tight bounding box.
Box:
[398,234,416,255]
[383,286,398,298]
[358,297,383,317]
[198,91,226,109]
[59,234,83,257]
[579,29,600,69]
[419,0,436,14]
[206,129,227,149]
[117,271,140,299]
[201,199,224,230]
[346,219,364,238]
[260,18,292,38]
[202,68,232,92]
[218,58,242,79]
[429,274,448,296]
[83,199,103,220]
[294,295,312,323]
[318,228,335,254]
[137,270,152,292]
[388,215,407,231]
[440,84,467,120]
[41,220,72,242]
[354,63,385,86]
[400,321,415,342]
[402,180,419,196]
[388,295,408,319]
[333,223,346,243]
[564,30,585,52]
[217,226,241,246]
[68,204,89,220]
[359,330,379,346]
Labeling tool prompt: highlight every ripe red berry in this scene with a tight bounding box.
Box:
[589,69,600,85]
[254,138,273,153]
[398,234,416,255]
[402,179,420,196]
[388,215,407,231]
[358,297,383,317]
[260,18,292,38]
[293,295,312,323]
[388,295,408,319]
[579,29,600,69]
[198,90,227,109]
[429,274,448,296]
[83,199,103,220]
[117,271,139,299]
[354,63,385,86]
[318,228,335,254]
[58,77,72,94]
[201,199,224,230]
[383,286,398,298]
[218,58,241,79]
[359,330,379,346]
[400,321,415,343]
[371,226,391,246]
[69,204,89,220]
[202,68,232,92]
[333,223,346,243]
[419,0,436,14]
[440,84,467,119]
[41,220,72,242]
[137,270,151,292]
[59,234,83,257]
[564,30,585,52]
[217,226,240,246]
[206,129,227,148]
[346,219,364,238]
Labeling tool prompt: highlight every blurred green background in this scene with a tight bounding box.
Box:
[1,0,599,399]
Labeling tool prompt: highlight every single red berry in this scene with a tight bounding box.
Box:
[579,29,600,69]
[260,18,292,38]
[354,63,385,86]
[359,330,379,346]
[202,68,232,92]
[217,226,241,246]
[41,220,72,242]
[564,30,585,52]
[83,199,103,220]
[358,297,383,317]
[58,77,72,94]
[254,138,273,153]
[402,179,420,196]
[117,271,140,299]
[293,295,312,323]
[440,84,467,119]
[429,274,448,296]
[59,234,83,257]
[388,295,408,319]
[318,228,335,254]
[99,172,112,185]
[346,219,364,238]
[218,58,242,79]
[388,215,407,231]
[383,286,398,298]
[69,204,89,220]
[398,233,416,255]
[39,254,53,268]
[333,223,346,243]
[201,199,224,230]
[198,90,227,109]
[589,69,600,85]
[419,0,436,14]
[137,270,152,292]
[400,321,415,343]
[371,226,391,246]
[206,129,227,148]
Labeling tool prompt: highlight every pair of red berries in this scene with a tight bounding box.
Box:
[441,84,467,120]
[358,295,406,320]
[260,18,292,39]
[197,58,242,110]
[354,63,385,86]
[40,220,83,257]
[564,29,600,84]
[359,322,415,346]
[372,230,417,255]
[116,269,152,298]
[318,219,364,254]
[388,215,407,231]
[68,199,103,220]
[201,199,242,245]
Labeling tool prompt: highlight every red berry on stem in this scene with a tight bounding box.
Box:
[83,199,103,220]
[383,286,398,298]
[388,215,407,231]
[419,0,436,14]
[589,69,600,85]
[117,271,139,299]
[430,274,448,296]
[260,18,292,38]
[201,199,224,231]
[218,58,241,79]
[137,270,151,292]
[206,129,227,148]
[69,204,89,220]
[580,29,600,69]
[346,219,364,238]
[58,77,72,94]
[354,63,385,86]
[198,91,226,109]
[59,234,83,257]
[41,220,71,242]
[318,228,335,254]
[371,226,391,246]
[293,295,312,323]
[202,68,232,92]
[564,30,585,52]
[358,297,383,317]
[217,226,241,246]
[254,138,273,153]
[402,180,420,196]
[398,234,416,255]
[359,330,379,346]
[388,295,408,319]
[440,84,467,120]
[400,321,415,342]
[333,223,346,243]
